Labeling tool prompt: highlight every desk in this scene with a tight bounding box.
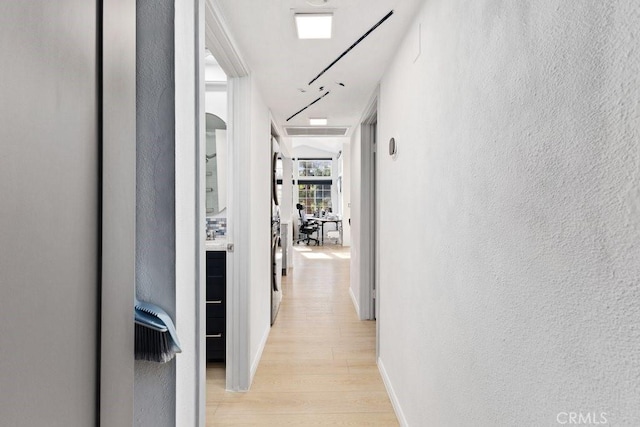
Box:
[309,217,342,245]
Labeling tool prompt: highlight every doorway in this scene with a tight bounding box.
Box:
[371,121,378,321]
[360,103,379,322]
[201,0,254,403]
[202,49,230,412]
[358,95,379,355]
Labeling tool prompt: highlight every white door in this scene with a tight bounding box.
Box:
[0,2,100,425]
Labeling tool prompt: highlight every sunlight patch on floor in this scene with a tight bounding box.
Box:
[293,246,312,252]
[332,252,351,259]
[301,252,332,260]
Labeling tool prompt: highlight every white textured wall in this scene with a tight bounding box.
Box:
[134,1,176,425]
[249,77,272,378]
[377,1,640,426]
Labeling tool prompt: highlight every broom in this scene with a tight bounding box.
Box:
[134,299,182,363]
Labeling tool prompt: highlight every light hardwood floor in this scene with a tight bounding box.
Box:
[206,244,399,426]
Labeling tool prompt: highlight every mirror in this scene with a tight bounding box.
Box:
[206,113,227,217]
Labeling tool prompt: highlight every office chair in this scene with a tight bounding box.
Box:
[295,203,319,245]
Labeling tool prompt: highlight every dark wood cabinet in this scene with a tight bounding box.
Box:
[206,251,226,362]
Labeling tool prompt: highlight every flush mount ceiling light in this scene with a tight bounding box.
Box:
[309,118,328,126]
[295,13,333,39]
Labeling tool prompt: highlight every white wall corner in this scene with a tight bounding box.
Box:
[378,357,409,427]
[226,75,253,392]
[348,286,361,319]
[174,0,199,424]
[250,325,271,381]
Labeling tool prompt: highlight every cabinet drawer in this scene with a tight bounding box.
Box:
[206,300,225,318]
[206,252,226,277]
[206,317,225,336]
[206,336,225,361]
[206,276,225,301]
[206,251,225,260]
[205,251,226,362]
[206,263,225,279]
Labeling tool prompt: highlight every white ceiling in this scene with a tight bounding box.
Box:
[291,137,345,156]
[214,0,424,137]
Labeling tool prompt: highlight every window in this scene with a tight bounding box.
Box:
[298,183,332,214]
[295,158,334,215]
[298,159,331,177]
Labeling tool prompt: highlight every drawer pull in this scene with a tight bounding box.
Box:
[207,300,222,304]
[207,334,222,338]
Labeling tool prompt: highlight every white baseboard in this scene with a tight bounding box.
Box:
[250,325,270,382]
[378,357,409,427]
[348,286,360,318]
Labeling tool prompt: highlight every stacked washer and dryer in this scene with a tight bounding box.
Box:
[270,150,282,325]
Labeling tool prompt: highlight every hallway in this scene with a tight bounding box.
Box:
[206,244,398,426]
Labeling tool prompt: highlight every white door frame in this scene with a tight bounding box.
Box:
[359,94,378,323]
[203,0,252,394]
[175,0,202,425]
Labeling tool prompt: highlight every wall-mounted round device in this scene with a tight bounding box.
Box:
[389,137,397,158]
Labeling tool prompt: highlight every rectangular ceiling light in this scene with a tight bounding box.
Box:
[295,13,333,39]
[309,118,328,126]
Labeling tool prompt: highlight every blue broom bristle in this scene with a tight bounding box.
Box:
[135,323,177,363]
